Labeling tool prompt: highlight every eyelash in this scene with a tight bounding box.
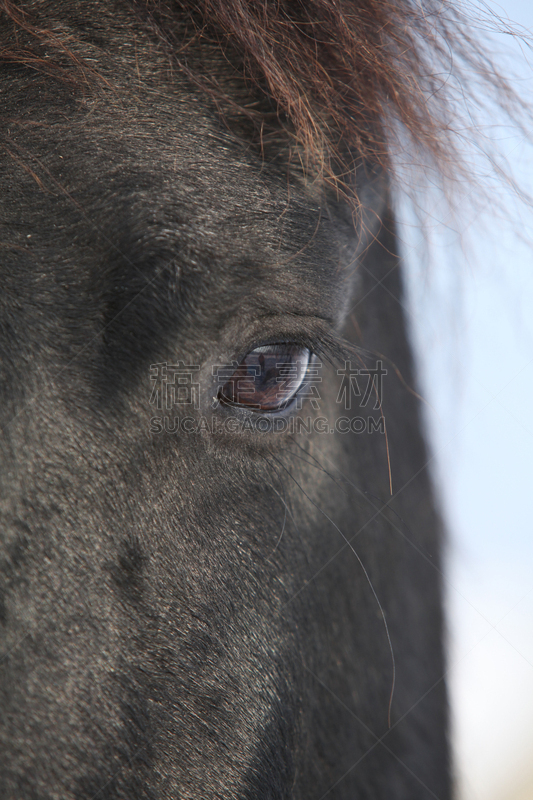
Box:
[216,330,360,414]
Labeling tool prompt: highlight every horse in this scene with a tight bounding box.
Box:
[1,1,501,797]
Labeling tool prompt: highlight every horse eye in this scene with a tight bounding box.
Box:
[219,344,311,411]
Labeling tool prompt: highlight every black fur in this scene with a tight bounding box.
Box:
[0,2,449,798]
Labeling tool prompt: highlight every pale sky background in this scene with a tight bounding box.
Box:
[400,2,533,799]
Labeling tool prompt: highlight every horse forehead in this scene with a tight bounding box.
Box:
[3,106,342,306]
[0,2,378,343]
[3,63,331,257]
[2,95,363,330]
[0,1,361,245]
[18,10,278,191]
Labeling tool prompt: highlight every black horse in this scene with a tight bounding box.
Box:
[0,2,460,797]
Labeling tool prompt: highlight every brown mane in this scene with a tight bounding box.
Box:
[0,0,525,195]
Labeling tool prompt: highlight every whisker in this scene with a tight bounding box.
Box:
[270,452,396,729]
[283,442,351,498]
[263,457,307,562]
[265,480,289,557]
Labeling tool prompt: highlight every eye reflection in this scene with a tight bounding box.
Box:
[219,345,311,411]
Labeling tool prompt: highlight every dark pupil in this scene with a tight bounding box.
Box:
[219,345,310,411]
